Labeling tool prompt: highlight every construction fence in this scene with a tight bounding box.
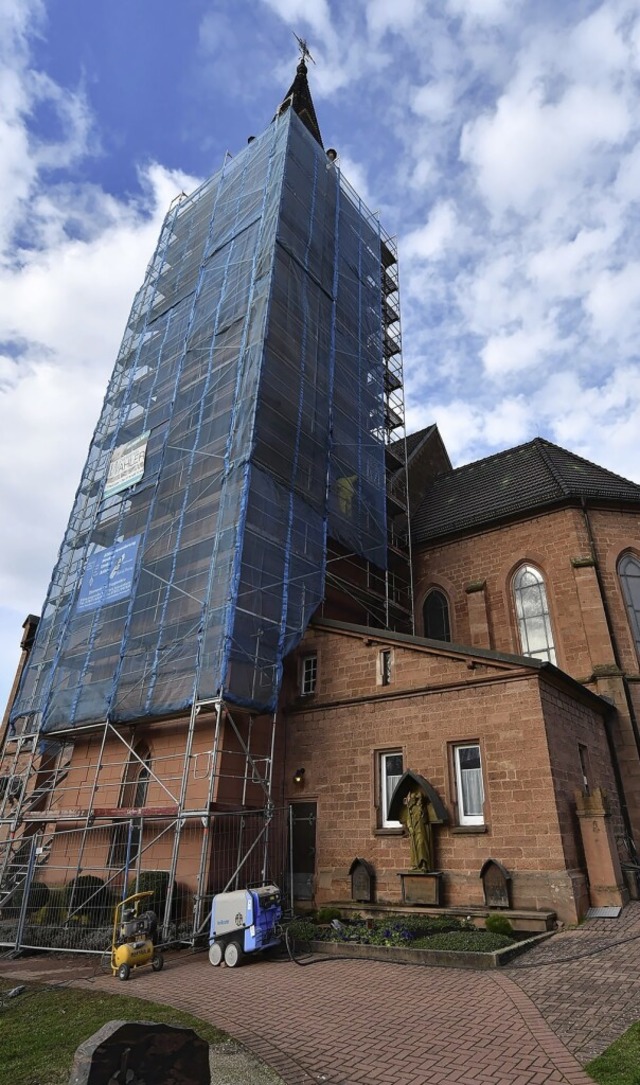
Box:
[0,806,292,956]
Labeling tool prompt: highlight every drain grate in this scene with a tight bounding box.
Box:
[585,906,622,919]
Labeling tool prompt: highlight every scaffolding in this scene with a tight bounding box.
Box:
[0,700,290,952]
[0,104,412,952]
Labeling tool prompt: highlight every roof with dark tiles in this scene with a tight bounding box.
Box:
[391,425,437,462]
[412,437,640,544]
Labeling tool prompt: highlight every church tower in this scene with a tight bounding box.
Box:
[0,55,410,939]
[10,56,410,737]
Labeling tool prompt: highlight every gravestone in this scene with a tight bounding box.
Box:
[68,1020,210,1085]
[349,858,375,903]
[480,859,512,909]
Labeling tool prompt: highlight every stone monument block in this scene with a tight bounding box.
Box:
[68,1020,210,1085]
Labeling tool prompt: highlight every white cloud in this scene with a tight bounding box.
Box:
[0,1,199,709]
[366,0,423,37]
[403,201,459,261]
[584,261,640,344]
[481,326,556,376]
[411,80,456,123]
[446,0,524,25]
[461,82,630,217]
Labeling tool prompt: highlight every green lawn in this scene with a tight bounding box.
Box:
[587,1022,640,1085]
[0,977,225,1085]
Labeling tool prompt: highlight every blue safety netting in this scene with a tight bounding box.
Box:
[11,107,387,733]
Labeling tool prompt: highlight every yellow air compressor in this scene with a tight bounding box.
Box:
[108,891,164,981]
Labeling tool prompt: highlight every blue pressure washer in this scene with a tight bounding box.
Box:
[208,884,282,968]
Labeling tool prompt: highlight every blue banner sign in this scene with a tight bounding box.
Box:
[77,536,141,613]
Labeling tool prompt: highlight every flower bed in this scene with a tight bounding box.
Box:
[287,913,552,970]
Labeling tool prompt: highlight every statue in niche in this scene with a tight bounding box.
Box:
[400,788,437,871]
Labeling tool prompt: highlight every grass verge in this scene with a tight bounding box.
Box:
[587,1022,640,1085]
[0,976,226,1085]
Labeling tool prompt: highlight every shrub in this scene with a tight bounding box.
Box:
[484,912,514,937]
[316,906,342,924]
[127,870,182,924]
[39,886,68,925]
[286,917,317,945]
[413,930,515,952]
[2,880,49,920]
[65,875,112,926]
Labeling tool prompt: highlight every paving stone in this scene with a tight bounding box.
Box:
[3,905,640,1083]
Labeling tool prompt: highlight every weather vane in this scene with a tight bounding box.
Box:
[293,31,315,64]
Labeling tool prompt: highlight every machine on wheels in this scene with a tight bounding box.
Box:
[107,890,164,981]
[208,884,282,968]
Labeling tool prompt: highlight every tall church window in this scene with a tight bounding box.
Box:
[513,565,556,664]
[423,589,451,642]
[109,743,152,868]
[618,554,640,658]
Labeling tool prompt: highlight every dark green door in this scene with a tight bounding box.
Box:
[291,802,317,900]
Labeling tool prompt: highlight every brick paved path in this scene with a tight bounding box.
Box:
[507,900,640,1064]
[2,904,639,1084]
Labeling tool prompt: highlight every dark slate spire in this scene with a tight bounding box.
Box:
[274,56,324,148]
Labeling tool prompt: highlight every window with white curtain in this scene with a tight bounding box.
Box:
[379,750,403,828]
[618,554,640,660]
[454,743,484,825]
[513,564,556,664]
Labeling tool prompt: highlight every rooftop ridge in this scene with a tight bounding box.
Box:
[534,437,571,497]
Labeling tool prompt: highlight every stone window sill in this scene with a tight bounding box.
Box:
[451,825,488,834]
[373,827,403,836]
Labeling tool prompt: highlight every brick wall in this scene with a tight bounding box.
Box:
[283,627,614,923]
[413,503,640,842]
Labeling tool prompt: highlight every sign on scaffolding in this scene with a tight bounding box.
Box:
[76,536,141,613]
[104,431,149,498]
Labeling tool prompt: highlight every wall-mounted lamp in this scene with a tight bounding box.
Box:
[293,767,305,786]
[326,148,338,162]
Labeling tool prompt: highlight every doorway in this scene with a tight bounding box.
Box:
[290,801,317,900]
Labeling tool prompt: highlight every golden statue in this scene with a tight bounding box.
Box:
[400,788,436,871]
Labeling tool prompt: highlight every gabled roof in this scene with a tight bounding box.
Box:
[412,437,640,544]
[308,616,609,710]
[274,58,323,147]
[391,425,437,464]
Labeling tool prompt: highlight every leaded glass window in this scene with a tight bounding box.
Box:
[513,564,556,664]
[619,554,640,659]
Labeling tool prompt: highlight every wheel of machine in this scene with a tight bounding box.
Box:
[208,941,223,967]
[118,963,131,981]
[151,951,164,972]
[223,940,243,968]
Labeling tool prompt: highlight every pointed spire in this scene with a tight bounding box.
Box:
[274,55,324,148]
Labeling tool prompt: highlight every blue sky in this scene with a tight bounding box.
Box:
[2,0,640,708]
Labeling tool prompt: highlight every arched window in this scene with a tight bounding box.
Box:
[120,744,151,809]
[109,743,152,868]
[618,554,640,657]
[423,589,451,642]
[513,565,556,664]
